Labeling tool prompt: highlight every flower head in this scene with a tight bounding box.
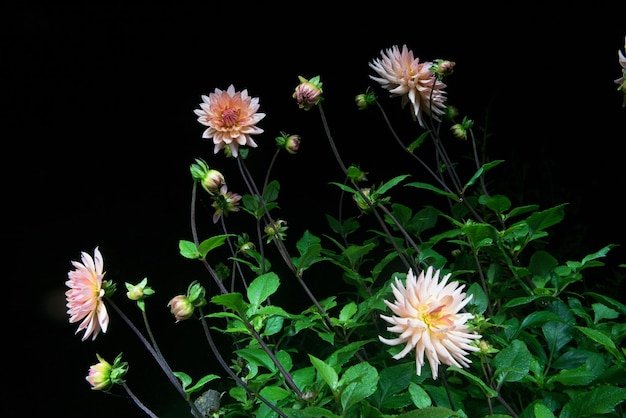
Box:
[615,36,626,107]
[379,266,481,379]
[190,158,226,194]
[275,132,301,154]
[66,247,111,341]
[293,75,323,110]
[167,281,207,322]
[263,219,288,244]
[450,116,474,140]
[86,353,128,391]
[355,87,377,110]
[369,45,447,128]
[194,85,266,158]
[125,277,155,312]
[211,184,242,224]
[167,295,194,322]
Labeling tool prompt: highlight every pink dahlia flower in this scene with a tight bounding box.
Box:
[66,247,109,341]
[194,85,266,158]
[379,267,481,380]
[369,45,447,128]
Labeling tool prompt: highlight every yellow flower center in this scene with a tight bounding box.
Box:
[420,298,454,330]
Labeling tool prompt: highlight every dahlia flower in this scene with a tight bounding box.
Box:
[369,45,447,128]
[379,266,481,380]
[194,85,266,158]
[211,184,242,224]
[66,247,109,341]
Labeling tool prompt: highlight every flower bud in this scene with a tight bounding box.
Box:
[190,158,225,194]
[125,278,154,301]
[354,88,376,110]
[263,219,288,243]
[353,188,372,212]
[347,165,368,184]
[450,116,474,140]
[285,135,301,154]
[86,353,127,391]
[275,132,301,154]
[431,59,455,79]
[238,240,256,255]
[167,295,194,322]
[293,76,323,111]
[202,169,225,194]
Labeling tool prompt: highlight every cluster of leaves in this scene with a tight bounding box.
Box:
[172,110,626,417]
[83,60,626,417]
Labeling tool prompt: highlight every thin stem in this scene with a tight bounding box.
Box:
[374,99,486,223]
[246,320,303,397]
[198,308,289,418]
[190,182,229,295]
[237,156,335,331]
[317,102,414,271]
[122,382,159,418]
[107,298,204,418]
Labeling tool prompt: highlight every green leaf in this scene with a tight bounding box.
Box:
[533,402,556,418]
[263,179,280,203]
[581,244,615,265]
[183,374,220,395]
[525,204,566,241]
[585,292,626,315]
[198,234,235,257]
[247,272,280,309]
[407,131,429,152]
[280,407,341,418]
[493,339,532,383]
[559,385,626,418]
[575,326,622,360]
[395,406,463,418]
[173,371,193,390]
[211,292,246,313]
[338,362,378,412]
[547,352,605,386]
[408,381,432,408]
[309,354,339,392]
[514,311,561,339]
[259,385,290,402]
[405,181,458,200]
[235,347,276,372]
[179,239,202,259]
[464,159,504,189]
[329,182,357,194]
[592,302,620,324]
[326,340,372,369]
[448,366,498,398]
[542,320,573,353]
[372,362,416,409]
[338,302,357,322]
[482,194,511,214]
[376,174,411,195]
[466,282,488,314]
[294,243,323,274]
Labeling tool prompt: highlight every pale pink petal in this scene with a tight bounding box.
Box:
[379,267,482,380]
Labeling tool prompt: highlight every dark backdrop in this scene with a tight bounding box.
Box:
[4,4,625,417]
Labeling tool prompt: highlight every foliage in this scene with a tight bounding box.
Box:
[67,44,626,418]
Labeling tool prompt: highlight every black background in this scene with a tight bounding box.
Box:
[4,4,625,417]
